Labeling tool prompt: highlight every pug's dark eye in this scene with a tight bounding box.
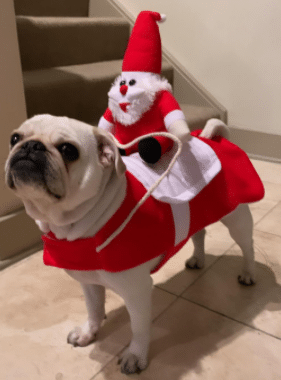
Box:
[57,143,79,162]
[10,133,22,147]
[129,79,136,86]
[120,80,126,86]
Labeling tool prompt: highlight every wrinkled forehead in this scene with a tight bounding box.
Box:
[18,115,96,146]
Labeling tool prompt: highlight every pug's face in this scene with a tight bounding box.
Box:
[5,115,125,220]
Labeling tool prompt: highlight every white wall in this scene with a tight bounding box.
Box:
[0,0,27,215]
[113,0,281,135]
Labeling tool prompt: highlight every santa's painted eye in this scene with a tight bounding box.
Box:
[129,79,136,86]
[120,80,126,86]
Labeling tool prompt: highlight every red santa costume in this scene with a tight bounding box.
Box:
[98,11,187,160]
[43,131,264,273]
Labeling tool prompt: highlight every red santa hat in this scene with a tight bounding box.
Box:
[122,11,166,74]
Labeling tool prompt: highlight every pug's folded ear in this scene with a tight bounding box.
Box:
[95,129,126,177]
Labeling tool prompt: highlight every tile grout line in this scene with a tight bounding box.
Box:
[253,198,281,238]
[254,227,281,240]
[154,284,180,298]
[89,286,187,379]
[179,295,281,342]
[89,289,180,379]
[176,198,281,296]
[89,283,281,380]
[178,241,238,296]
[88,254,240,379]
[154,240,237,307]
[253,200,281,227]
[183,252,231,291]
[182,198,281,291]
[152,294,180,324]
[89,198,281,379]
[89,348,124,380]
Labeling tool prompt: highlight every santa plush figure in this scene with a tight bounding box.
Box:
[98,10,190,164]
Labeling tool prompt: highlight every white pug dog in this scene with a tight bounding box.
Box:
[5,114,263,374]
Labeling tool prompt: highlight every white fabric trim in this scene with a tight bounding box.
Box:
[96,132,183,252]
[97,133,221,253]
[98,116,113,133]
[164,109,186,128]
[122,136,221,205]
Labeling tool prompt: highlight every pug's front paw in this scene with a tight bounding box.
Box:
[238,273,256,286]
[185,256,205,269]
[67,321,97,347]
[118,349,148,374]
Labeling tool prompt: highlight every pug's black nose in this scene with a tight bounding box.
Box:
[21,140,46,153]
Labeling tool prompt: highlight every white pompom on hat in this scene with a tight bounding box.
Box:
[122,11,166,74]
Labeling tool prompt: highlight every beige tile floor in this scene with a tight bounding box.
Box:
[0,159,281,380]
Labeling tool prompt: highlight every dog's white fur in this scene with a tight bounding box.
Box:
[5,115,256,374]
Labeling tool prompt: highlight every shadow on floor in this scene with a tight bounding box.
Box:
[90,254,281,378]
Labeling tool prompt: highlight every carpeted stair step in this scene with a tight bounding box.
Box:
[23,58,220,127]
[14,0,90,17]
[17,16,130,71]
[23,60,174,123]
[23,59,174,125]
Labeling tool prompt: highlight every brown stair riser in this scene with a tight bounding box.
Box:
[17,17,130,71]
[23,63,174,125]
[14,0,90,17]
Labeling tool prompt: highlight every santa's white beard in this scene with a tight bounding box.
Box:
[108,95,152,126]
[108,73,172,126]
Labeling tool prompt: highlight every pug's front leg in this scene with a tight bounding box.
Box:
[67,284,105,347]
[118,276,153,374]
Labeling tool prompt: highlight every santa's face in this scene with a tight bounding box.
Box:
[108,72,171,126]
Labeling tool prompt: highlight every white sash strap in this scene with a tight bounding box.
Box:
[96,132,183,252]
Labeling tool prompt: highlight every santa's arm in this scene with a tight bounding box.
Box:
[98,108,114,134]
[167,118,191,143]
[164,110,191,143]
[139,118,190,164]
[159,92,191,143]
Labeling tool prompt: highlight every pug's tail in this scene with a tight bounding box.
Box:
[200,118,230,140]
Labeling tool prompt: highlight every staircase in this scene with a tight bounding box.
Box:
[15,0,221,128]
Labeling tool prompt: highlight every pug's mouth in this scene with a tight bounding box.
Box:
[8,156,63,200]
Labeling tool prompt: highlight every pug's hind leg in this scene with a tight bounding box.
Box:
[221,204,256,285]
[186,229,206,269]
[67,284,105,347]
